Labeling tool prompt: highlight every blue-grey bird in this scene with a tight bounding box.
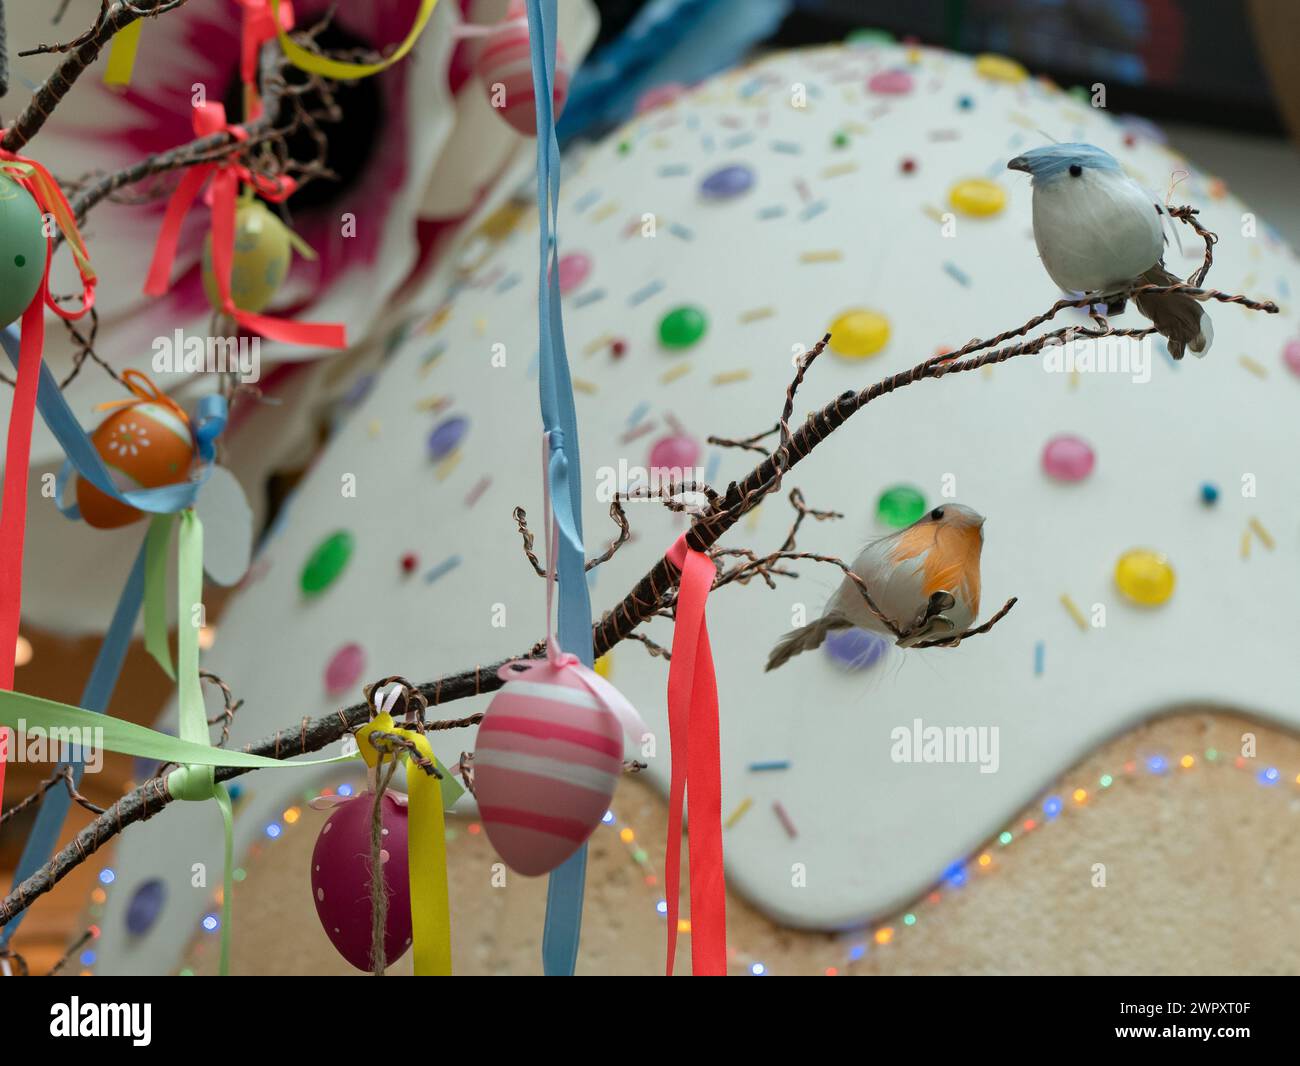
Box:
[1007,143,1212,359]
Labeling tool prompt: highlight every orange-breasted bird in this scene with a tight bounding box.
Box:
[765,504,985,671]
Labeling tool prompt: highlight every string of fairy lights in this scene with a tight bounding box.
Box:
[73,743,1300,976]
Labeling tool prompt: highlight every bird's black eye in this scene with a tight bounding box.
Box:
[1069,164,1083,177]
[930,508,945,521]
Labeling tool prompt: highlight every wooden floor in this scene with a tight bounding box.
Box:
[1,629,175,975]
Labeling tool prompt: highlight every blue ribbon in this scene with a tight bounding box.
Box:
[526,0,596,976]
[0,325,224,947]
[0,542,146,947]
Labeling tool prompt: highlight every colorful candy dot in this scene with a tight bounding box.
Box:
[648,433,701,472]
[324,643,366,696]
[949,178,1006,217]
[974,53,1028,83]
[1282,339,1300,377]
[956,94,974,110]
[1199,482,1219,506]
[827,308,890,359]
[401,552,419,574]
[556,251,592,295]
[699,164,755,201]
[124,879,166,936]
[823,628,889,671]
[1041,434,1095,482]
[300,531,354,596]
[867,69,913,95]
[900,157,917,174]
[876,484,927,528]
[832,131,850,149]
[659,305,708,349]
[1114,549,1175,606]
[611,338,628,358]
[427,415,469,461]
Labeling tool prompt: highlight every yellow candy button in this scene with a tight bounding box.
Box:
[594,653,612,679]
[949,178,1007,217]
[975,53,1028,83]
[1114,549,1176,606]
[828,309,890,359]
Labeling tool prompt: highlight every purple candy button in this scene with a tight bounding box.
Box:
[427,415,468,461]
[823,628,889,670]
[125,878,167,936]
[699,164,755,200]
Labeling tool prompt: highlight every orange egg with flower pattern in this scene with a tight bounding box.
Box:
[75,402,195,529]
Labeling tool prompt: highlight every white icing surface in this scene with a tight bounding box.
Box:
[96,43,1299,971]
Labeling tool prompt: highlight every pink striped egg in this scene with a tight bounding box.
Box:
[310,791,412,971]
[474,660,623,875]
[476,2,571,136]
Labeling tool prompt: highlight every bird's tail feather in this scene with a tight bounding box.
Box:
[765,614,850,672]
[1134,263,1213,359]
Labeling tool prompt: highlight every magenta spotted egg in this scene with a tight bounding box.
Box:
[473,660,624,876]
[310,792,411,971]
[477,2,571,137]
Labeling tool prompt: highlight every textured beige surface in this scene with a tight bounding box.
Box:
[180,710,1300,976]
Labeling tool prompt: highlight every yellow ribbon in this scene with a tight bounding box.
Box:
[104,20,144,87]
[355,711,453,975]
[269,0,440,80]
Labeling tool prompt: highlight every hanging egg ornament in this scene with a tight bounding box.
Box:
[474,660,624,875]
[477,2,571,136]
[310,791,413,971]
[0,173,49,328]
[201,200,292,314]
[75,402,196,529]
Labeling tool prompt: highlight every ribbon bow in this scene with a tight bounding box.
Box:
[354,685,461,976]
[143,102,346,351]
[663,533,727,976]
[496,432,648,745]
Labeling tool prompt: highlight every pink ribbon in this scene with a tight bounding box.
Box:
[663,533,727,976]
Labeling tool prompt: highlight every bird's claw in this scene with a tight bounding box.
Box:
[896,591,957,644]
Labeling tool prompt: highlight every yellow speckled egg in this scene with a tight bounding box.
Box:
[949,178,1007,217]
[202,200,292,314]
[76,402,195,529]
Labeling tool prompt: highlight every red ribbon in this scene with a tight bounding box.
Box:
[143,102,346,351]
[663,534,727,975]
[237,0,295,120]
[0,143,97,804]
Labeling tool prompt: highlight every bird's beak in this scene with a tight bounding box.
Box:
[1006,156,1031,173]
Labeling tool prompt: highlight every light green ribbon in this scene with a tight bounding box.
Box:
[0,510,462,972]
[144,513,177,679]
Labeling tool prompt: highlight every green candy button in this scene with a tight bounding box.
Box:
[301,531,354,596]
[659,305,707,350]
[876,485,927,528]
[0,174,48,329]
